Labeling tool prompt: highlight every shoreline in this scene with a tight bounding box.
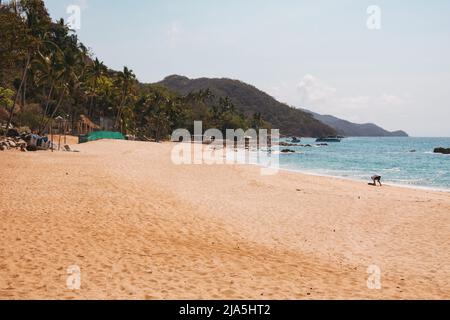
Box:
[221,145,450,194]
[276,166,450,194]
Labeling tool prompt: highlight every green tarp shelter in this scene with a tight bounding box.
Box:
[79,131,125,143]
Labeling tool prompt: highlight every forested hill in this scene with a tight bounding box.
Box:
[157,75,336,137]
[1,1,280,141]
[3,1,401,140]
[302,109,409,137]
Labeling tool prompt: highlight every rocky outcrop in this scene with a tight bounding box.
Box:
[0,137,28,152]
[434,147,450,155]
[1,128,50,152]
[279,142,300,147]
[1,129,79,153]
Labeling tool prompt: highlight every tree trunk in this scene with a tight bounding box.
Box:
[4,53,30,136]
[114,105,123,130]
[22,72,27,107]
[40,84,54,127]
[40,90,65,135]
[88,81,97,118]
[114,86,127,130]
[155,120,161,142]
[88,95,94,118]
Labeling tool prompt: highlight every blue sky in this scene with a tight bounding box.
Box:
[44,0,450,136]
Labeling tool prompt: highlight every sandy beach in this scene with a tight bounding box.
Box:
[1,139,449,300]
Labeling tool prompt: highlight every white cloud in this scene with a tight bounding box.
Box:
[76,0,89,10]
[295,75,408,113]
[268,74,411,124]
[380,94,407,105]
[297,74,336,106]
[167,21,183,44]
[270,82,290,104]
[338,96,371,110]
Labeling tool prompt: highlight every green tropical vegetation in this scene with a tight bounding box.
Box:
[0,0,270,141]
[1,0,336,140]
[157,75,337,137]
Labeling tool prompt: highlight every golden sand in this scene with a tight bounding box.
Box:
[1,139,449,299]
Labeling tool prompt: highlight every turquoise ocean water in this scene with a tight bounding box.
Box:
[277,137,450,191]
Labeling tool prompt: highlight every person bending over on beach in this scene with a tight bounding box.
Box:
[370,175,382,186]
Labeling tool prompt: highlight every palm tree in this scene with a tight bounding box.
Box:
[33,41,64,127]
[39,38,83,134]
[252,112,263,130]
[85,58,106,117]
[114,66,136,130]
[4,0,52,134]
[3,10,32,132]
[146,93,172,142]
[5,50,31,132]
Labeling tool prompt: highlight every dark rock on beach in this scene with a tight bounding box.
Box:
[6,128,20,138]
[0,133,44,152]
[26,145,38,152]
[434,147,450,155]
[279,142,300,147]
